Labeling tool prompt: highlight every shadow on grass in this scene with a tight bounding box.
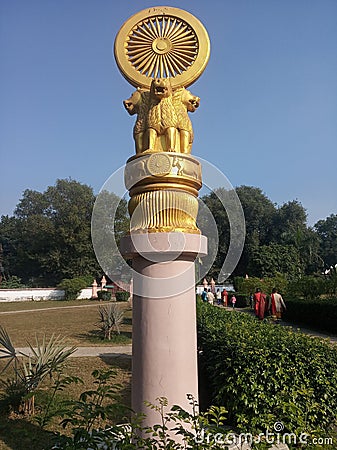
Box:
[96,355,132,421]
[123,317,132,325]
[0,356,133,449]
[76,329,132,345]
[0,411,57,450]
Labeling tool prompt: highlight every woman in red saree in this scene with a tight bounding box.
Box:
[253,288,267,320]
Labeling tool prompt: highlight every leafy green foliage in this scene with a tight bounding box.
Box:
[0,327,76,414]
[0,179,334,285]
[199,186,323,280]
[0,179,130,286]
[287,276,326,300]
[59,369,128,431]
[34,373,83,429]
[248,244,303,279]
[115,291,130,302]
[91,190,130,283]
[55,375,230,450]
[97,290,112,301]
[234,274,288,297]
[285,297,337,334]
[197,301,337,438]
[0,275,26,289]
[325,266,337,296]
[315,214,337,268]
[57,276,92,300]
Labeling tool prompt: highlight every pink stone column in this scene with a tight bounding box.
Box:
[121,232,207,429]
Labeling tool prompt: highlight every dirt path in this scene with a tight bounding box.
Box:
[16,345,132,357]
[0,303,103,315]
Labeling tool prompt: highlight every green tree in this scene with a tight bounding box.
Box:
[91,190,130,282]
[0,179,99,285]
[198,189,230,280]
[41,178,98,282]
[0,179,130,286]
[233,186,277,276]
[315,214,337,269]
[248,243,303,279]
[270,200,321,274]
[271,200,307,243]
[199,187,320,279]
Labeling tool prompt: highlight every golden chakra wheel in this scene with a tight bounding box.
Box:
[114,6,210,88]
[147,153,172,176]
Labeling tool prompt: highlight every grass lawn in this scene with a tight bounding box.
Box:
[0,355,131,450]
[0,300,132,347]
[0,299,99,313]
[0,300,133,448]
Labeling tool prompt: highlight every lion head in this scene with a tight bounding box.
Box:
[150,78,173,100]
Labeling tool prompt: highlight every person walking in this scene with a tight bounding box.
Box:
[201,288,208,302]
[222,288,228,307]
[216,288,222,305]
[207,289,215,305]
[270,288,286,322]
[253,288,267,320]
[231,294,237,309]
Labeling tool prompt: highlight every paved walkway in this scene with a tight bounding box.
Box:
[16,344,132,358]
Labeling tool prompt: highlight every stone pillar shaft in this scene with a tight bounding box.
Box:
[121,232,207,427]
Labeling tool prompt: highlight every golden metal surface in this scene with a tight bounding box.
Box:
[114,6,210,89]
[124,152,202,190]
[123,79,200,154]
[129,189,200,234]
[114,7,210,233]
[147,153,172,176]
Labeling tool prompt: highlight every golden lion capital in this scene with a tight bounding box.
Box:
[124,78,200,154]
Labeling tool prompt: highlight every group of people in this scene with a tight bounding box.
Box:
[201,286,286,321]
[252,287,286,322]
[201,288,237,308]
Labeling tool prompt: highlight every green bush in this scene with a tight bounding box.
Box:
[97,290,112,301]
[197,300,337,438]
[0,276,26,289]
[115,291,130,302]
[231,293,248,307]
[234,274,288,297]
[57,276,92,300]
[287,276,327,300]
[285,297,337,333]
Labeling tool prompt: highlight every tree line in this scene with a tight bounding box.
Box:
[0,179,335,287]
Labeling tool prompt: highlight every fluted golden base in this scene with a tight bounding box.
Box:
[125,152,202,234]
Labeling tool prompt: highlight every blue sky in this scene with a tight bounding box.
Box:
[1,0,336,226]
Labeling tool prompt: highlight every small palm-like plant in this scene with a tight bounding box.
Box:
[0,325,76,414]
[97,304,124,340]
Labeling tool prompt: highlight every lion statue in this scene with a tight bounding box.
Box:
[123,87,150,154]
[173,87,200,154]
[123,78,199,154]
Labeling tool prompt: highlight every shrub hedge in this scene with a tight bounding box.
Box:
[285,297,337,334]
[57,276,92,300]
[197,300,337,438]
[231,293,248,308]
[234,274,288,297]
[97,290,112,301]
[115,291,130,302]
